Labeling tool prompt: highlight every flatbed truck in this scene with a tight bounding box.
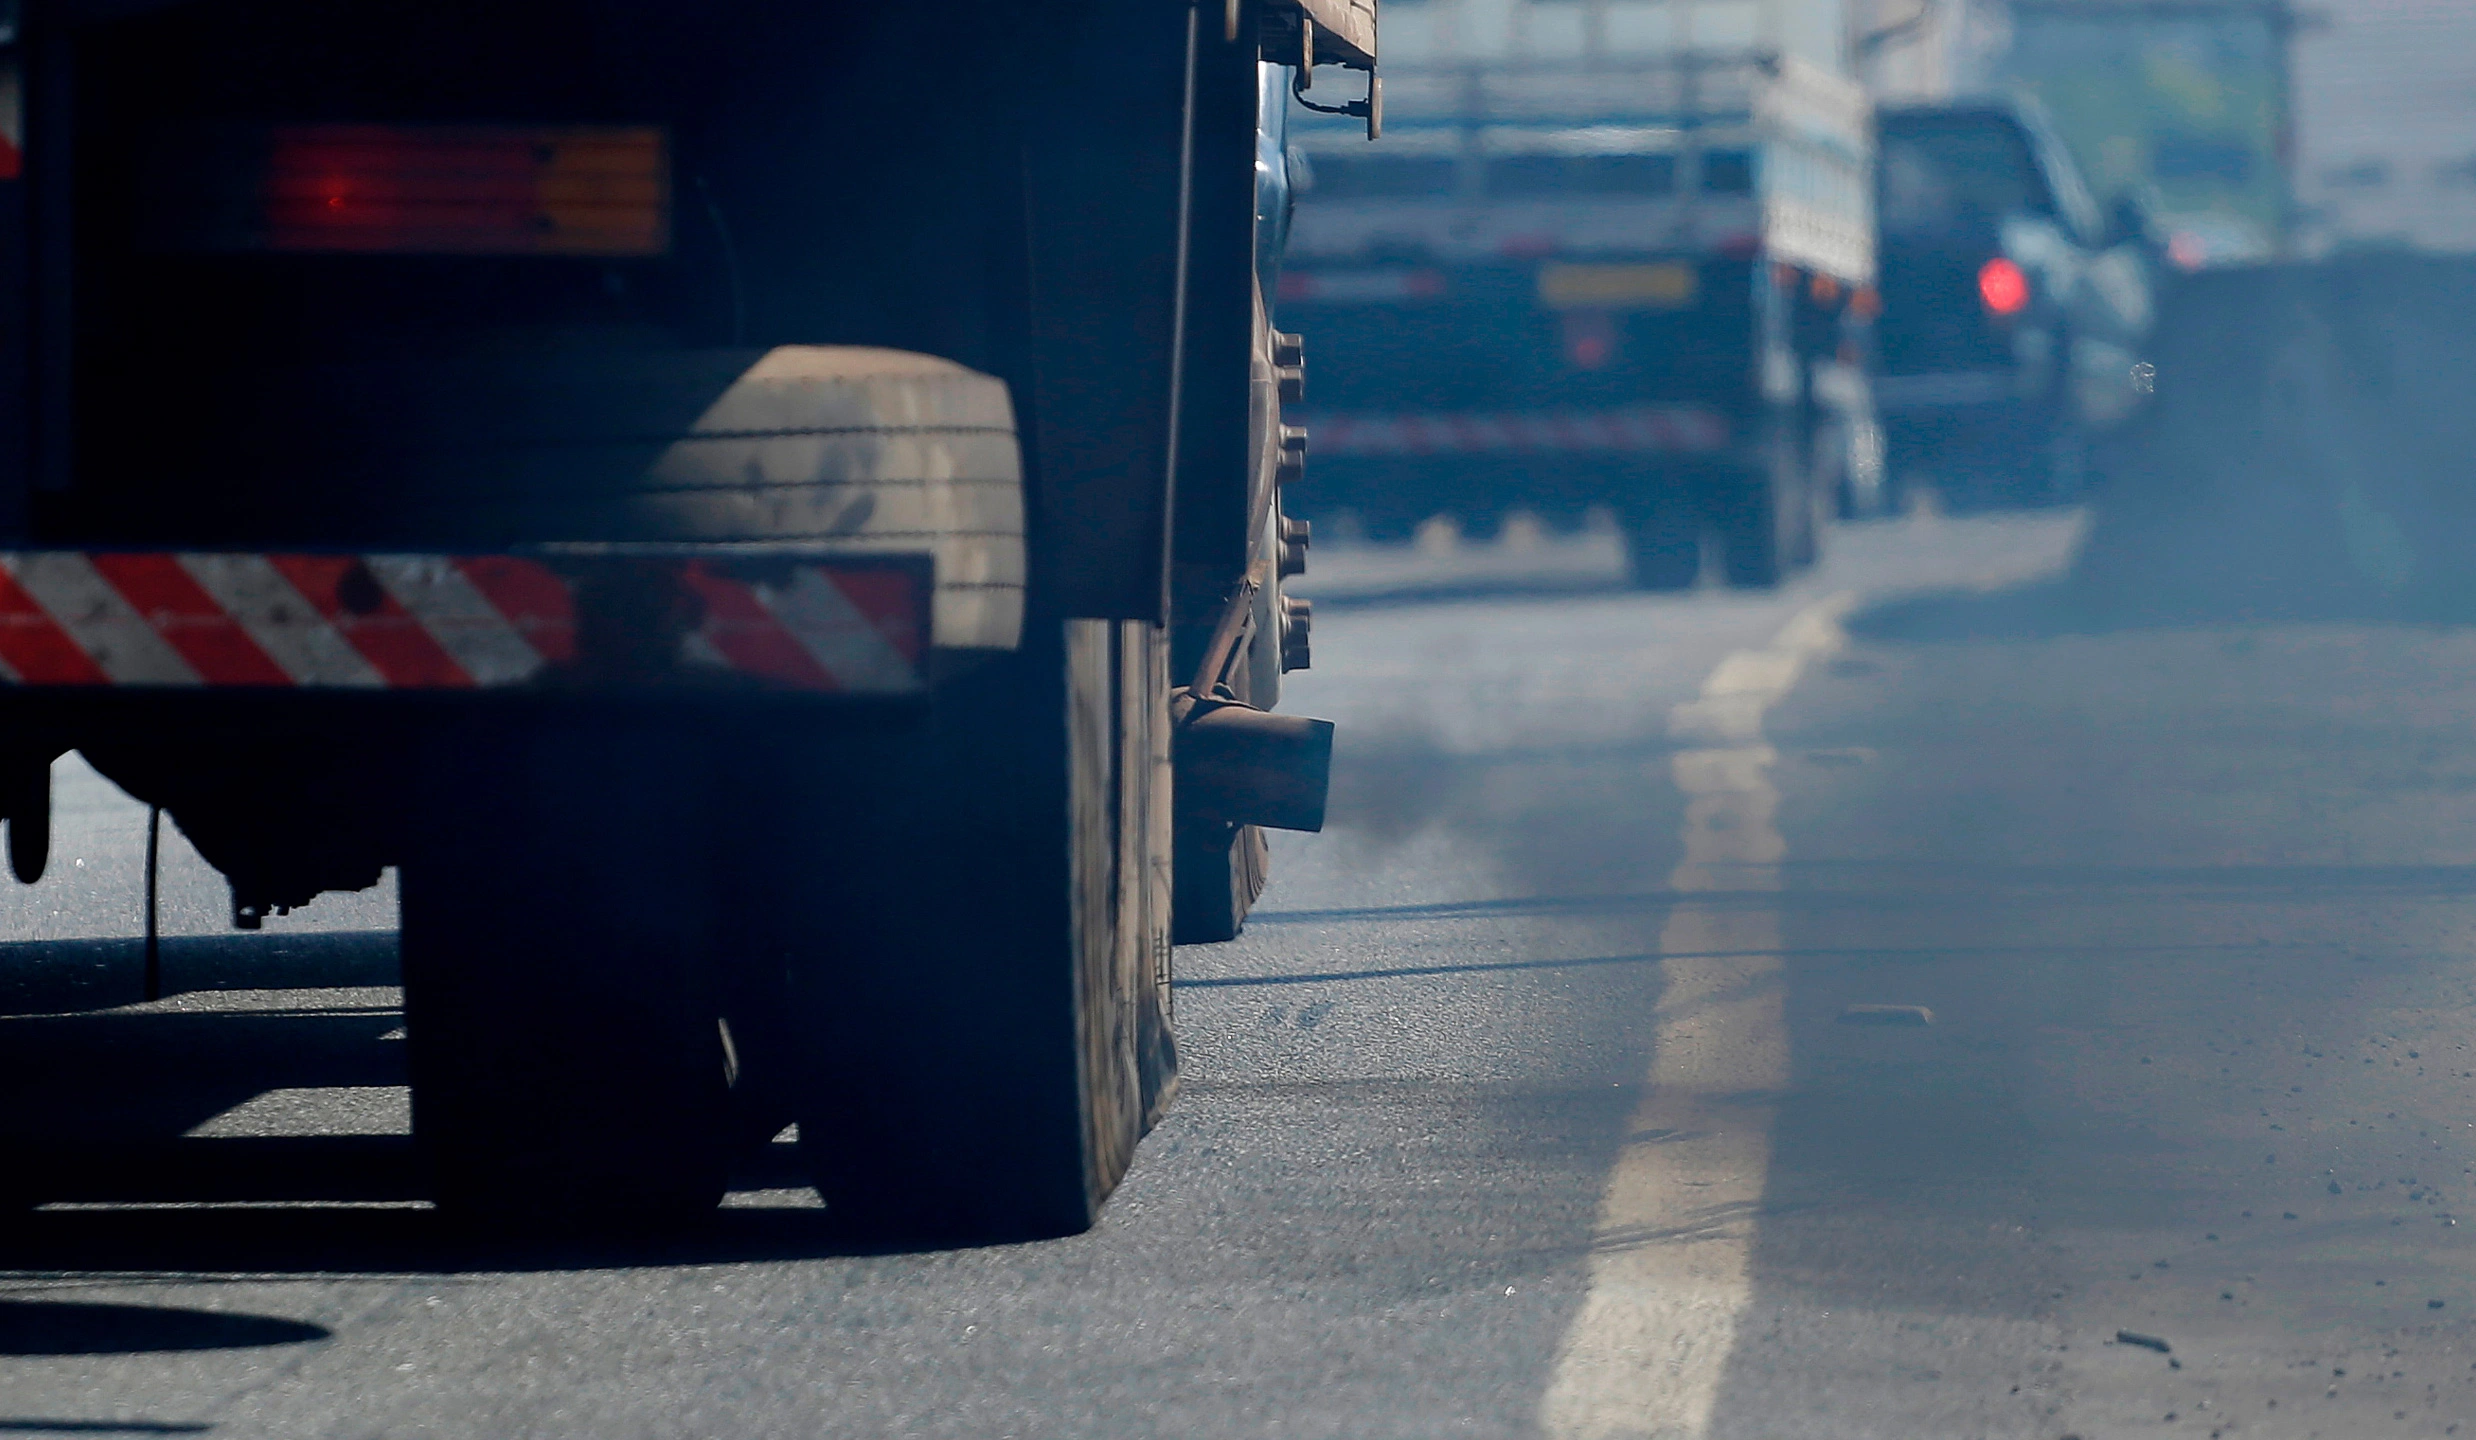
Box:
[1281,0,1876,587]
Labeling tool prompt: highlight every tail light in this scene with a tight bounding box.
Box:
[1977,256,2030,316]
[263,126,666,255]
[150,125,669,257]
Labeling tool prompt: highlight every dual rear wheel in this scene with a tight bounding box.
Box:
[401,621,1172,1240]
[1620,462,1814,592]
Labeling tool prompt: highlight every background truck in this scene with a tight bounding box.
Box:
[1278,0,1877,589]
[0,0,1372,1240]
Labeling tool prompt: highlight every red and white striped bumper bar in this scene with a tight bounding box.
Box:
[1296,405,1730,458]
[0,551,929,694]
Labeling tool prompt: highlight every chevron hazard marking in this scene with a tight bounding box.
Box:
[0,552,929,694]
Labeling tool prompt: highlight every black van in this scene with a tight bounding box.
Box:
[1875,101,2157,509]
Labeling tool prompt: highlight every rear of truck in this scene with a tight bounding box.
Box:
[0,0,1369,1238]
[1281,55,1876,587]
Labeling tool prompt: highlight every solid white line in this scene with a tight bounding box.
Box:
[1539,592,1857,1440]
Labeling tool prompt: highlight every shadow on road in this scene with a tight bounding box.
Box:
[1305,574,1634,613]
[0,1192,969,1286]
[1849,573,2476,645]
[0,1419,214,1434]
[1256,860,2476,931]
[1181,939,2305,990]
[0,936,994,1287]
[0,933,399,1019]
[0,1298,328,1356]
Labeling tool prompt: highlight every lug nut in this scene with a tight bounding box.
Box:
[1280,594,1312,672]
[1272,330,1304,368]
[1279,516,1311,577]
[1275,424,1309,485]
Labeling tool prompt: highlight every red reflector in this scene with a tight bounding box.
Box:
[260,125,668,257]
[1561,311,1618,371]
[1278,268,1446,304]
[1977,256,2030,316]
[0,56,20,181]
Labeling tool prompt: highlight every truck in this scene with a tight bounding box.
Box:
[2287,0,2476,257]
[1278,0,1877,588]
[0,0,1372,1240]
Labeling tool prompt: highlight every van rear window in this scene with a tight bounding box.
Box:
[1878,117,2055,239]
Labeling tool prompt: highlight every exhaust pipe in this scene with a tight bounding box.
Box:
[1173,690,1334,833]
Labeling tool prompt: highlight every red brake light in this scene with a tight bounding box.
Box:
[1977,256,2029,316]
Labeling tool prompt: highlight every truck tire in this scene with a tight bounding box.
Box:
[1716,523,1781,587]
[1790,454,1827,569]
[1714,471,1787,587]
[1623,499,1701,591]
[1717,425,1806,588]
[242,346,1026,651]
[401,726,733,1229]
[789,620,1167,1241]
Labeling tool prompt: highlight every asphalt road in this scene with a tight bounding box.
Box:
[5,510,2476,1438]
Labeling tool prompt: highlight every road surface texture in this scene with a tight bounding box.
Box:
[4,510,2475,1438]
